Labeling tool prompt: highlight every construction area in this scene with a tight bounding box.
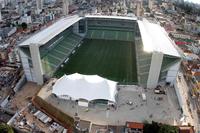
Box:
[0,65,23,110]
[10,82,41,110]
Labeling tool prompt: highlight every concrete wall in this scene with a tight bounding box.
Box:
[73,20,87,37]
[174,81,184,113]
[72,22,79,35]
[147,52,163,88]
[19,49,34,82]
[29,44,44,85]
[166,61,180,83]
[13,74,26,92]
[0,96,9,108]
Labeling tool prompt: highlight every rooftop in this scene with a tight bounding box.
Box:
[138,19,181,57]
[19,15,82,47]
[85,14,137,20]
[52,73,117,102]
[126,122,144,129]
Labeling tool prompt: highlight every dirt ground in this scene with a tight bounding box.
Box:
[11,82,41,110]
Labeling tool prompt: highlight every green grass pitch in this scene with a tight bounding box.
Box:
[54,39,138,84]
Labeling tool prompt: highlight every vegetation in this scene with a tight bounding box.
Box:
[21,22,28,30]
[159,124,178,133]
[144,121,178,133]
[0,123,14,133]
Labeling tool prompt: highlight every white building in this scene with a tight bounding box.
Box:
[0,0,5,8]
[52,73,118,106]
[136,1,142,17]
[21,15,32,24]
[148,0,154,10]
[63,0,69,16]
[0,9,2,21]
[36,0,43,14]
[170,32,190,39]
[8,48,20,63]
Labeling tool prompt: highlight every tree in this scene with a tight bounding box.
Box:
[159,124,178,133]
[197,32,200,37]
[146,7,150,13]
[144,121,160,133]
[21,22,28,30]
[0,123,14,133]
[144,121,178,133]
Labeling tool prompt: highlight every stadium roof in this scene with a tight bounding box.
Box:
[138,19,181,57]
[19,15,82,47]
[85,14,137,20]
[52,73,117,102]
[18,15,181,58]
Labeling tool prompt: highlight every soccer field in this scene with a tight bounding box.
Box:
[54,39,138,84]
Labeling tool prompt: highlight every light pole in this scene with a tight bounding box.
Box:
[106,107,110,130]
[76,100,78,116]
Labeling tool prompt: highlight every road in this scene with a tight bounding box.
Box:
[177,71,199,132]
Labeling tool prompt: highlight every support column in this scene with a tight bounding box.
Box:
[72,22,79,34]
[29,44,44,85]
[147,52,163,88]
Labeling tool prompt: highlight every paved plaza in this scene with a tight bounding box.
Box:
[37,81,182,126]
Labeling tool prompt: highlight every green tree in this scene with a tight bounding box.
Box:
[144,121,160,133]
[159,124,178,133]
[144,121,178,133]
[0,123,14,133]
[21,22,28,30]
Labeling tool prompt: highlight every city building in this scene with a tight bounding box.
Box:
[0,8,2,21]
[136,1,143,17]
[179,126,195,133]
[36,0,43,14]
[0,66,20,88]
[63,0,69,16]
[0,27,17,39]
[0,48,8,61]
[148,0,154,10]
[21,14,32,24]
[125,122,144,133]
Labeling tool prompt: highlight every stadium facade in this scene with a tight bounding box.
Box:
[18,15,181,88]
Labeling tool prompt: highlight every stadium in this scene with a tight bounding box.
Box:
[19,15,181,88]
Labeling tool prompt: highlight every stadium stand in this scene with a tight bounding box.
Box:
[135,38,152,85]
[86,29,134,42]
[40,28,83,75]
[86,19,135,42]
[159,55,180,80]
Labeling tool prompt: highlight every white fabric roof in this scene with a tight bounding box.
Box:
[19,15,82,47]
[52,73,118,102]
[138,19,181,57]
